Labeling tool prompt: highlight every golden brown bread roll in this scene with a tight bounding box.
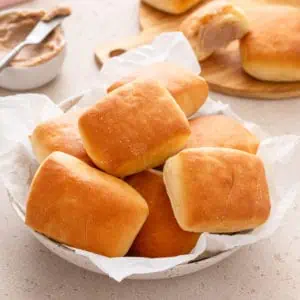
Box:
[30,110,94,166]
[240,7,300,82]
[79,79,191,177]
[180,0,249,61]
[108,63,208,117]
[126,170,200,258]
[187,115,259,154]
[142,0,204,15]
[25,152,149,257]
[163,148,271,233]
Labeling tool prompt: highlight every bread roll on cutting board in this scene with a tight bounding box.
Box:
[163,148,271,233]
[126,170,200,258]
[30,110,94,166]
[142,0,204,15]
[79,79,191,177]
[187,115,259,154]
[240,6,300,82]
[180,0,249,61]
[25,152,149,257]
[108,63,208,117]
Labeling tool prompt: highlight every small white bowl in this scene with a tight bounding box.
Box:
[0,8,67,91]
[0,47,66,91]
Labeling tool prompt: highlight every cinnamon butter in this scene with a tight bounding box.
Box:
[0,6,71,68]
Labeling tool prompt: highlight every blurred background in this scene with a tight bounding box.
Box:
[0,0,141,102]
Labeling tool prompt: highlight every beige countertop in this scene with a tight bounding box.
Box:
[0,0,300,299]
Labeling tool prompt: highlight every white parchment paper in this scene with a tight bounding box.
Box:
[0,33,300,282]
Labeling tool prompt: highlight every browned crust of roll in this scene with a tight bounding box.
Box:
[240,7,300,82]
[25,152,149,257]
[164,148,271,233]
[79,79,191,177]
[30,110,94,166]
[142,0,204,15]
[108,63,208,117]
[186,115,259,154]
[126,170,200,258]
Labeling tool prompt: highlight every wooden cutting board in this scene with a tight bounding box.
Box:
[95,0,300,100]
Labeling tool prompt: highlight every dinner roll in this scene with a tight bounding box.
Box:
[240,7,300,82]
[187,115,259,154]
[108,63,208,117]
[126,170,200,258]
[30,110,94,166]
[79,79,191,177]
[25,152,149,257]
[180,0,249,61]
[163,148,271,233]
[142,0,204,15]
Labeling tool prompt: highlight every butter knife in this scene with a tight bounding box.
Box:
[0,15,67,72]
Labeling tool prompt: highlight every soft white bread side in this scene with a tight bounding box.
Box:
[180,0,249,61]
[142,0,204,15]
[163,148,271,233]
[187,115,259,154]
[25,152,149,257]
[126,170,200,258]
[30,110,94,166]
[79,79,191,177]
[108,62,209,117]
[240,7,300,82]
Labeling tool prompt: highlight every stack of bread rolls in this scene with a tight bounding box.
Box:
[141,0,250,62]
[144,0,300,83]
[26,62,271,258]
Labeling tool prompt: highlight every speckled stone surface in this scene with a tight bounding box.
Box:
[0,0,300,299]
